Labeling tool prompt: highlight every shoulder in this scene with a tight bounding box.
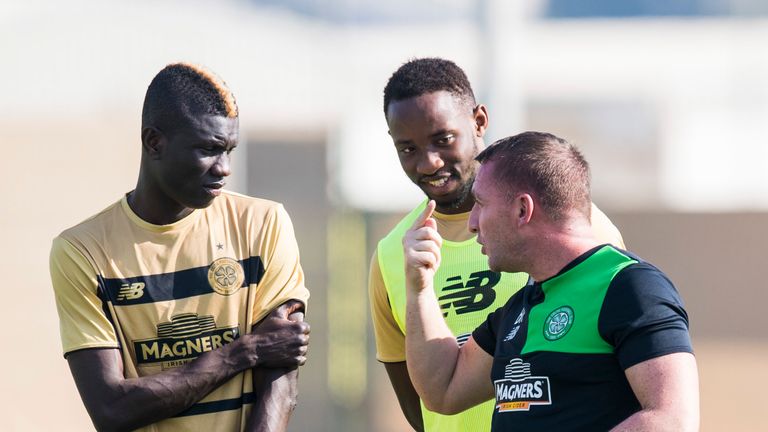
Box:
[599,254,689,335]
[609,258,678,298]
[57,199,123,245]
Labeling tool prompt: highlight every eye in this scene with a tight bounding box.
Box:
[436,134,455,146]
[201,144,225,155]
[398,146,415,155]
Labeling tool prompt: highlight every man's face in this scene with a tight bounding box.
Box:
[386,91,485,214]
[469,161,524,273]
[153,114,239,210]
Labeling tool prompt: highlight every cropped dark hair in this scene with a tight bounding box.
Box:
[142,62,238,132]
[383,57,476,117]
[476,132,591,221]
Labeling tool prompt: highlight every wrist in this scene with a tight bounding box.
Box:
[406,274,433,293]
[224,334,260,370]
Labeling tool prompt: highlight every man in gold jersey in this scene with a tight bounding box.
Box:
[49,63,310,432]
[369,58,625,431]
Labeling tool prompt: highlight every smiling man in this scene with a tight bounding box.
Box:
[49,63,310,432]
[403,132,699,431]
[369,58,625,432]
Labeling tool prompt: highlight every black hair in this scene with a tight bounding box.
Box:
[141,62,238,132]
[383,57,476,117]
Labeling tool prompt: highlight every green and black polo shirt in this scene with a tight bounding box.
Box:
[472,245,693,431]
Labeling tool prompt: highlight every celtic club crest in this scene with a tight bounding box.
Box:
[543,306,574,341]
[207,257,245,296]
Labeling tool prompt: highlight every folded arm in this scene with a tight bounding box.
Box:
[67,304,309,432]
[246,301,307,432]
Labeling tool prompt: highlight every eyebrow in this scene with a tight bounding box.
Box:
[393,128,456,146]
[428,128,454,139]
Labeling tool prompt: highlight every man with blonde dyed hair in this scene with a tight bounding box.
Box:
[403,132,699,431]
[50,63,310,431]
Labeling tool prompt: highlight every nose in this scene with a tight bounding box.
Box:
[468,204,479,234]
[212,153,232,178]
[416,150,444,175]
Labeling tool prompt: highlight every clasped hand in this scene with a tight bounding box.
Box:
[247,300,310,368]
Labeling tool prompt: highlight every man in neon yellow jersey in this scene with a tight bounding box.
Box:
[369,58,625,431]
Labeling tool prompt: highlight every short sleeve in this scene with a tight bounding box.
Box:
[472,305,504,356]
[590,203,625,249]
[50,236,118,356]
[369,250,407,362]
[251,204,310,324]
[599,263,693,370]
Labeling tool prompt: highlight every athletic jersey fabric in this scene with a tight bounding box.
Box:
[50,191,309,432]
[472,245,692,431]
[374,200,529,432]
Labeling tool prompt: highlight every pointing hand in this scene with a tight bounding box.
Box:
[402,200,443,292]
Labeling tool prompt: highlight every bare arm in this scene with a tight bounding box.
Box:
[383,362,424,432]
[67,312,310,432]
[403,201,494,414]
[246,300,308,432]
[610,352,699,432]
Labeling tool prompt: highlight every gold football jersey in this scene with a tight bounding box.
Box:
[50,191,309,432]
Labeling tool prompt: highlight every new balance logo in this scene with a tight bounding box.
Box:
[504,308,526,342]
[117,282,145,301]
[439,271,500,316]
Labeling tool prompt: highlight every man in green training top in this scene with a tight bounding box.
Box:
[402,132,699,431]
[368,58,625,431]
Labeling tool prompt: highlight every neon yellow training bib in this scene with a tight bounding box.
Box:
[377,200,529,432]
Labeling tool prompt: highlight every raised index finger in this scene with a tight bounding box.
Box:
[410,200,437,231]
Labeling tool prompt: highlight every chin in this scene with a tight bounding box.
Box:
[487,256,517,274]
[186,195,217,209]
[432,192,470,210]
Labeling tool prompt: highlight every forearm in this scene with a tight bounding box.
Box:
[383,362,424,432]
[71,340,254,432]
[405,285,460,412]
[245,367,299,432]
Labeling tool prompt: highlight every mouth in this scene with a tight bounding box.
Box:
[420,173,455,191]
[203,181,226,196]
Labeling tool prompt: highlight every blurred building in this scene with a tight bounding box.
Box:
[2,0,766,430]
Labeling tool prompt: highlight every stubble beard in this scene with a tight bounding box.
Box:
[437,174,475,210]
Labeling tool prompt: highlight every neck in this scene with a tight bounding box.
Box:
[526,218,601,282]
[129,171,193,225]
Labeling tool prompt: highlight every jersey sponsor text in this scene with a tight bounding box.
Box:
[494,358,552,412]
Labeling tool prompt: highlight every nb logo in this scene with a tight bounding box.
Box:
[117,282,146,301]
[439,271,499,316]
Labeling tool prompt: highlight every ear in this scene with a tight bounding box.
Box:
[514,193,535,227]
[473,104,489,138]
[141,126,165,160]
